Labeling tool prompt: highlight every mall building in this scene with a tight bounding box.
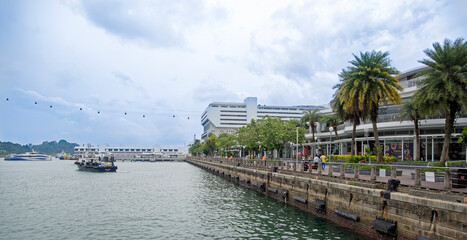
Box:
[306,66,467,161]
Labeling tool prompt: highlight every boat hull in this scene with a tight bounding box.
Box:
[5,157,52,161]
[76,165,117,172]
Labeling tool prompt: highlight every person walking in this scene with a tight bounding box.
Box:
[320,154,327,170]
[313,155,319,169]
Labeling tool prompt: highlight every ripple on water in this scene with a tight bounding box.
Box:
[0,161,369,240]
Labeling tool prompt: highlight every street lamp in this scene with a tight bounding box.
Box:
[314,136,318,156]
[329,127,334,162]
[296,127,299,171]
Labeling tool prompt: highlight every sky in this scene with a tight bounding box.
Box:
[0,0,466,147]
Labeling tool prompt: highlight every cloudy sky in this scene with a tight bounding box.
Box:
[0,0,465,147]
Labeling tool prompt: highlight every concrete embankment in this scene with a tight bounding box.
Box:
[188,158,467,240]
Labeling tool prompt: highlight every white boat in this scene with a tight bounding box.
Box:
[4,150,52,161]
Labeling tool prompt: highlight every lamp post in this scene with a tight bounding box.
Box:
[296,127,299,171]
[329,127,333,162]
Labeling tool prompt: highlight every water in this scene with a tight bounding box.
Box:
[0,160,369,239]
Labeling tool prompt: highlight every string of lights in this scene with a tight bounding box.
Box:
[4,97,198,120]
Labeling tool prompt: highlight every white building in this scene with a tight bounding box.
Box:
[74,145,188,161]
[307,66,467,161]
[201,97,323,139]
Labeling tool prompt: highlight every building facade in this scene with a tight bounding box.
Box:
[201,97,323,139]
[74,145,188,161]
[306,66,467,161]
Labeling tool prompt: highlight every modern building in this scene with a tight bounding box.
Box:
[305,66,467,161]
[74,145,188,161]
[201,97,323,139]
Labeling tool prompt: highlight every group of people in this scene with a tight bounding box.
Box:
[312,154,327,170]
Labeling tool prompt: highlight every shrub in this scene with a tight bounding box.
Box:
[330,155,351,161]
[359,164,390,170]
[349,155,365,163]
[331,154,396,163]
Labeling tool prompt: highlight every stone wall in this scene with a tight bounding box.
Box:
[188,158,467,240]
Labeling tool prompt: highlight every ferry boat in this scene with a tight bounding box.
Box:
[4,151,52,161]
[74,156,117,172]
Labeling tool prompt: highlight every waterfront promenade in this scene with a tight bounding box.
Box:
[218,158,467,194]
[188,157,467,240]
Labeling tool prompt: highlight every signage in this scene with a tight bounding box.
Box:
[425,172,435,182]
[379,169,386,177]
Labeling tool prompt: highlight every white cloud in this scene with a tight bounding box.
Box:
[0,0,465,145]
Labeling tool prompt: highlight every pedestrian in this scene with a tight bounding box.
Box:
[320,154,327,170]
[313,155,319,169]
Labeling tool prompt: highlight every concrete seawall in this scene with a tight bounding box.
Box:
[188,158,467,240]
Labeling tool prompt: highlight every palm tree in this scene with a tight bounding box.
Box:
[322,113,342,140]
[413,38,467,163]
[301,109,322,155]
[400,99,423,161]
[337,51,402,163]
[333,74,363,157]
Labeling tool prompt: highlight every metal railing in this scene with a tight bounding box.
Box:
[188,157,467,192]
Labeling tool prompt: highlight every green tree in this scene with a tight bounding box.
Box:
[216,133,238,156]
[337,51,402,163]
[238,119,260,157]
[322,113,342,140]
[301,109,322,155]
[189,139,204,156]
[413,38,467,162]
[203,133,218,156]
[458,127,467,144]
[288,119,304,128]
[400,99,423,161]
[257,117,305,159]
[333,70,363,157]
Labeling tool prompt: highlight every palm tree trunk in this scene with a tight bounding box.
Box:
[414,119,420,161]
[440,108,456,163]
[351,120,357,157]
[334,127,339,140]
[371,117,383,163]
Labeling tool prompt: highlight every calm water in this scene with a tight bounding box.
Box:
[0,159,369,240]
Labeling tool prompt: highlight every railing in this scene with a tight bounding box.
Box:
[188,157,467,192]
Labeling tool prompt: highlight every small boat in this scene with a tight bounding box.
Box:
[57,151,78,160]
[74,156,117,172]
[5,150,52,161]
